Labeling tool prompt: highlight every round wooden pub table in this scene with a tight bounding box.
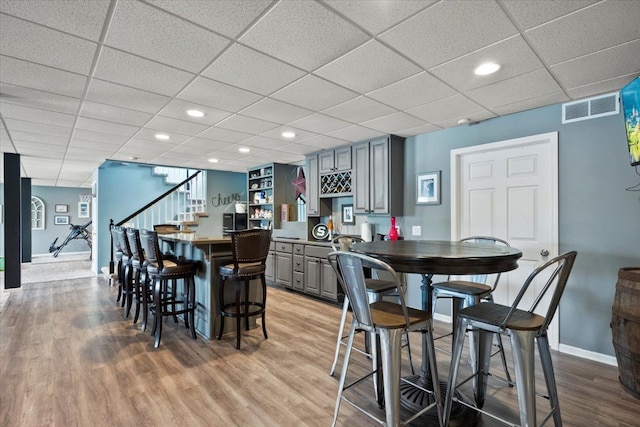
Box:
[350,240,522,427]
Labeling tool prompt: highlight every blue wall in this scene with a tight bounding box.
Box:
[402,102,640,356]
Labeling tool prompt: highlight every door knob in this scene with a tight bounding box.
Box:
[540,249,549,257]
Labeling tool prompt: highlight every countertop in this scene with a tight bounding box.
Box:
[157,233,231,244]
[272,236,332,247]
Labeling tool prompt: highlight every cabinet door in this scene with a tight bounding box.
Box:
[265,251,275,282]
[275,253,292,288]
[318,151,335,174]
[369,137,390,214]
[320,259,338,300]
[334,146,352,171]
[306,155,320,216]
[353,141,370,214]
[304,256,321,295]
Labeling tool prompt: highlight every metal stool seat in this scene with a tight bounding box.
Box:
[444,251,577,427]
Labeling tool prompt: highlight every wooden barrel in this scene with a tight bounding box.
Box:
[612,267,640,398]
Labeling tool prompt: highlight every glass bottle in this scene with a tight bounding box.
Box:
[388,216,399,241]
[328,215,334,240]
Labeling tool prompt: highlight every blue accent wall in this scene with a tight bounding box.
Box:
[403,102,640,356]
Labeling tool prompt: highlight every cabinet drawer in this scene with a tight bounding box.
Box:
[305,245,331,259]
[269,241,275,251]
[293,271,305,291]
[275,242,293,253]
[293,255,304,272]
[293,244,305,255]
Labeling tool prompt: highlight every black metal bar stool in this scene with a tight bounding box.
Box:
[126,228,153,331]
[113,226,134,318]
[110,225,125,304]
[218,229,271,350]
[140,229,199,348]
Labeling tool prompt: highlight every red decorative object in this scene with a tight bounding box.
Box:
[388,217,398,241]
[291,167,306,200]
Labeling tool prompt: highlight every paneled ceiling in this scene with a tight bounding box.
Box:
[1,0,638,187]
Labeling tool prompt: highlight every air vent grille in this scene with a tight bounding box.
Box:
[562,92,619,124]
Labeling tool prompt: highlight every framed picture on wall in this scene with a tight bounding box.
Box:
[341,204,354,225]
[416,171,441,205]
[54,215,70,225]
[55,204,68,213]
[78,202,90,218]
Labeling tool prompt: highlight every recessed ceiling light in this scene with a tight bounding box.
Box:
[474,62,500,76]
[282,131,296,138]
[457,118,471,125]
[238,147,250,153]
[154,133,170,140]
[208,158,219,163]
[129,156,138,160]
[187,109,205,118]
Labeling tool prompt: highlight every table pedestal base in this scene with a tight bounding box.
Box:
[400,375,478,427]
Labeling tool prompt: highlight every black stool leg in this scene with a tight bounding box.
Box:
[188,276,197,339]
[217,277,226,341]
[244,279,250,331]
[261,275,268,340]
[154,278,163,349]
[132,269,141,324]
[141,271,149,331]
[171,279,178,324]
[235,279,242,350]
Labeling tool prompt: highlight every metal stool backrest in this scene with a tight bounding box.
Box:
[454,236,510,290]
[140,229,164,271]
[114,226,132,259]
[229,229,272,274]
[506,251,577,332]
[328,251,408,333]
[330,235,364,252]
[126,228,144,264]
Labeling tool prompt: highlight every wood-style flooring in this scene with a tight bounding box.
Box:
[1,275,639,426]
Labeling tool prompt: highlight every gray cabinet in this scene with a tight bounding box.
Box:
[353,135,405,216]
[305,154,331,217]
[320,259,338,300]
[319,146,351,174]
[265,242,275,282]
[304,245,336,299]
[274,242,292,288]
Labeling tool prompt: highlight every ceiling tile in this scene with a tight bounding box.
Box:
[240,135,291,150]
[323,0,435,35]
[170,143,223,156]
[239,0,369,71]
[260,126,318,143]
[12,140,67,154]
[360,112,428,134]
[321,96,396,123]
[287,113,351,134]
[80,101,153,127]
[147,0,273,39]
[393,123,442,138]
[203,44,306,96]
[76,117,139,137]
[326,125,385,142]
[0,84,81,115]
[180,138,233,151]
[0,104,76,128]
[315,40,421,93]
[72,129,130,145]
[501,0,598,30]
[65,146,115,161]
[240,98,313,124]
[20,157,62,178]
[429,36,544,92]
[158,99,232,126]
[297,134,352,150]
[380,0,517,69]
[178,77,262,112]
[93,47,195,96]
[432,109,497,129]
[86,79,170,114]
[551,40,640,90]
[525,1,640,65]
[271,142,318,156]
[216,114,279,134]
[0,14,97,75]
[367,72,457,110]
[145,116,209,136]
[9,130,69,146]
[271,75,358,111]
[134,128,190,144]
[407,94,489,123]
[2,118,71,138]
[197,127,252,144]
[0,56,87,98]
[465,69,563,109]
[70,138,124,151]
[566,73,638,100]
[106,1,229,73]
[492,91,569,117]
[0,0,110,41]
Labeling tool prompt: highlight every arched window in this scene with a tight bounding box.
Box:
[31,196,45,230]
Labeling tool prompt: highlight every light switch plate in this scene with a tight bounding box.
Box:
[412,226,421,236]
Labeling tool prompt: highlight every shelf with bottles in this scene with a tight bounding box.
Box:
[249,206,274,221]
[248,165,274,191]
[249,188,274,206]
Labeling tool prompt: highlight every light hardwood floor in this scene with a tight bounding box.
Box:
[1,276,638,426]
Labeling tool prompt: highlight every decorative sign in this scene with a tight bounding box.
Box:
[211,192,242,207]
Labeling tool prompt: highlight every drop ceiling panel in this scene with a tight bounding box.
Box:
[216,114,279,134]
[0,84,81,115]
[323,0,435,35]
[271,142,320,156]
[408,94,489,123]
[65,146,114,161]
[198,127,252,143]
[134,128,190,144]
[158,99,232,126]
[240,135,291,150]
[239,98,313,124]
[501,0,598,30]
[21,157,62,178]
[491,92,569,117]
[287,113,351,134]
[525,1,640,65]
[361,112,428,134]
[145,116,209,136]
[366,72,457,110]
[271,75,358,111]
[70,138,124,151]
[203,44,306,96]
[380,0,517,69]
[93,47,195,96]
[80,101,153,127]
[429,36,544,92]
[0,56,87,98]
[86,79,170,114]
[170,143,223,156]
[239,0,369,71]
[0,14,97,75]
[72,129,130,145]
[75,117,139,137]
[2,118,72,138]
[321,96,396,123]
[301,134,352,150]
[181,138,233,151]
[566,74,637,100]
[106,1,230,73]
[260,126,317,143]
[178,77,262,112]
[315,40,421,94]
[327,125,385,142]
[393,123,442,138]
[0,104,76,128]
[12,140,67,154]
[9,130,69,146]
[432,110,496,129]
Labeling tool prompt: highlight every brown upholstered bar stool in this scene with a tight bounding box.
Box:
[218,229,271,350]
[113,226,135,318]
[126,228,152,331]
[140,229,199,348]
[110,226,125,304]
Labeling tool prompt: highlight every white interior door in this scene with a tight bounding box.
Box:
[451,132,559,348]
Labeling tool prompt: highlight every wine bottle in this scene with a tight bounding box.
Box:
[388,216,399,241]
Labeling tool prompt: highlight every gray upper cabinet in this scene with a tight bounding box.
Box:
[306,154,320,216]
[353,135,405,216]
[319,146,351,174]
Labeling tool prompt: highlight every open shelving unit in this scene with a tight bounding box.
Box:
[248,163,297,230]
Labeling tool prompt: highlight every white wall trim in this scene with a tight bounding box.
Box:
[32,251,91,258]
[559,343,618,367]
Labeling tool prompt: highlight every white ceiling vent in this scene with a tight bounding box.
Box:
[562,92,619,124]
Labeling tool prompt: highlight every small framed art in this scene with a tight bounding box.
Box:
[416,171,441,205]
[78,202,90,218]
[55,204,68,213]
[54,215,70,225]
[341,204,354,225]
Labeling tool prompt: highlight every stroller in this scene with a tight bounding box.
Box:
[49,220,92,258]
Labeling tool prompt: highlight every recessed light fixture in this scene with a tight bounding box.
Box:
[208,158,219,163]
[238,147,250,153]
[154,133,170,140]
[187,109,205,118]
[129,156,138,160]
[282,131,296,138]
[457,118,471,125]
[474,62,500,76]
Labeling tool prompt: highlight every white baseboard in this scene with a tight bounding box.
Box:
[32,251,91,258]
[558,343,618,366]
